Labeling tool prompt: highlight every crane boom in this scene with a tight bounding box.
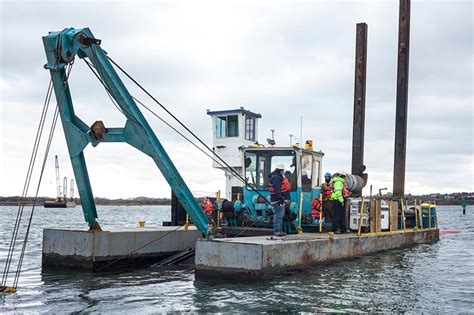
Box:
[42,27,210,236]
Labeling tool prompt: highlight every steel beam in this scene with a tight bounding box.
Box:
[393,0,411,198]
[351,23,368,176]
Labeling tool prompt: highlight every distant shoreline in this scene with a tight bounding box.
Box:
[1,193,472,206]
[0,197,171,206]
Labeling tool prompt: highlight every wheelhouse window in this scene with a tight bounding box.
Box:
[216,116,226,138]
[245,115,255,141]
[216,115,239,138]
[314,160,321,187]
[301,153,313,192]
[244,150,296,191]
[244,152,257,186]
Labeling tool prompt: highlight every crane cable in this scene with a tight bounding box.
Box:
[83,56,273,246]
[84,58,221,167]
[1,80,53,289]
[83,55,269,204]
[106,56,270,205]
[1,63,73,292]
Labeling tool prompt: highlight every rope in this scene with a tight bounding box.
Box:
[132,96,242,172]
[13,63,74,288]
[14,106,60,288]
[107,56,270,204]
[1,63,73,290]
[1,80,53,286]
[83,57,142,128]
[84,56,238,184]
[84,54,268,204]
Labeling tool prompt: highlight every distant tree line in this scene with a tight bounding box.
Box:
[376,192,474,205]
[0,196,171,206]
[1,191,472,206]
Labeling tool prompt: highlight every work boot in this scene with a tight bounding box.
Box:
[334,230,342,234]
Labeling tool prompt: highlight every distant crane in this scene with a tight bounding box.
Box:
[55,155,62,201]
[70,179,75,201]
[44,156,76,208]
[63,177,68,201]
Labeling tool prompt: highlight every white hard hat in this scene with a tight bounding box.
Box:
[275,163,285,170]
[337,170,346,176]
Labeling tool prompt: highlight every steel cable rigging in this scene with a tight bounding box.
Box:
[1,64,74,292]
[105,56,270,203]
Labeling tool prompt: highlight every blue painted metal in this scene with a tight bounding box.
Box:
[42,28,209,236]
[241,146,323,230]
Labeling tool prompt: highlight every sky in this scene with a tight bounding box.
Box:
[0,0,472,199]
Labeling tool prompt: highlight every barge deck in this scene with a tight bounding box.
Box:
[195,228,439,279]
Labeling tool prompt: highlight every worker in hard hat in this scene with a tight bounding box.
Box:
[330,171,347,234]
[269,164,287,236]
[322,172,334,223]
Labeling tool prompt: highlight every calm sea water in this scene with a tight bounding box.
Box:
[0,205,472,313]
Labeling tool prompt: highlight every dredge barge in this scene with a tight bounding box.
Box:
[2,0,439,292]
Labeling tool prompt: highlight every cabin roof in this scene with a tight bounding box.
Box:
[206,107,262,119]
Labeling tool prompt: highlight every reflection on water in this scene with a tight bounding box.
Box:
[0,205,473,312]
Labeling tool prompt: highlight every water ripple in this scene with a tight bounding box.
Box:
[0,205,473,312]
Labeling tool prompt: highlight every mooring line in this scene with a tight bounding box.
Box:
[1,80,53,287]
[2,63,74,292]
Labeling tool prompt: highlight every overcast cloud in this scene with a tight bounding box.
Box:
[0,0,472,199]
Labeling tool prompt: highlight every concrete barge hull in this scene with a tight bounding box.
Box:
[195,229,439,279]
[42,227,202,270]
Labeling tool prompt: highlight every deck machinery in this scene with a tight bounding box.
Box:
[44,27,367,237]
[205,108,366,234]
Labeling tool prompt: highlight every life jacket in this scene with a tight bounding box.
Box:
[268,171,283,196]
[201,197,214,214]
[322,183,333,199]
[342,184,351,198]
[281,177,290,192]
[311,197,323,219]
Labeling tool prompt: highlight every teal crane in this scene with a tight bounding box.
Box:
[42,27,210,236]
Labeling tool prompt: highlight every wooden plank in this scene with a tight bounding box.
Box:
[369,200,376,233]
[389,201,399,231]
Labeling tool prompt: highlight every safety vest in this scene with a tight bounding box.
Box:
[322,183,333,200]
[201,197,214,214]
[330,176,345,203]
[281,177,290,192]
